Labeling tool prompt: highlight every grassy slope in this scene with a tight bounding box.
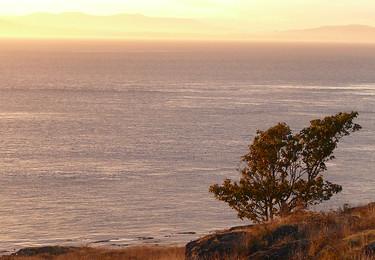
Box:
[186,202,375,259]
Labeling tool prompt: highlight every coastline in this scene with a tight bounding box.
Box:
[0,245,185,260]
[3,202,375,259]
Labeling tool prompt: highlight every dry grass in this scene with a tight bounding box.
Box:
[0,246,185,260]
[265,202,375,259]
[186,202,375,259]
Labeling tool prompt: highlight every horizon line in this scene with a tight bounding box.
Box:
[1,12,375,30]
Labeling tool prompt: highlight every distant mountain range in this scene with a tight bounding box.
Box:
[276,25,375,43]
[0,12,227,39]
[1,13,375,42]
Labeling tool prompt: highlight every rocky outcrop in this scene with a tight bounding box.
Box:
[185,230,249,260]
[185,224,307,260]
[248,239,309,260]
[12,246,77,257]
[185,203,375,260]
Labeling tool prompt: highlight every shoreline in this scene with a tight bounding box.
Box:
[0,240,187,258]
[2,202,375,259]
[0,245,186,260]
[3,202,374,259]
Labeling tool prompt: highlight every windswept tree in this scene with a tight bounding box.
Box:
[210,112,361,223]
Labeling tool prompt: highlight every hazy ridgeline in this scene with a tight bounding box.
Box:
[0,41,374,251]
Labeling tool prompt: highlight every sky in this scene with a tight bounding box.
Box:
[1,0,375,31]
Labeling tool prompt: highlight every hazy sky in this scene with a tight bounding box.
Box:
[1,0,375,31]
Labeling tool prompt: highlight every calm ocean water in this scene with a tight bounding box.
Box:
[0,41,374,252]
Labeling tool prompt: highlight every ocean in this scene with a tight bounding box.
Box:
[0,41,374,252]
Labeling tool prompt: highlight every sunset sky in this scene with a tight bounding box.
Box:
[1,0,375,31]
[1,0,375,40]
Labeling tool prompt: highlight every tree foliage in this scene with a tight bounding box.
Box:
[210,112,361,223]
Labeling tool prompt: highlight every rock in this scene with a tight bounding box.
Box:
[263,225,300,244]
[12,246,77,256]
[137,236,154,240]
[363,242,375,256]
[185,230,249,260]
[185,224,304,260]
[229,224,254,231]
[91,239,111,244]
[177,232,196,235]
[248,239,309,260]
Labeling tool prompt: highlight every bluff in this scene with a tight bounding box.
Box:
[186,203,375,259]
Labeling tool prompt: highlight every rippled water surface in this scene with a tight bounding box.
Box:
[0,41,374,252]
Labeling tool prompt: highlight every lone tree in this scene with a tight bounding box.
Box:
[210,112,361,223]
